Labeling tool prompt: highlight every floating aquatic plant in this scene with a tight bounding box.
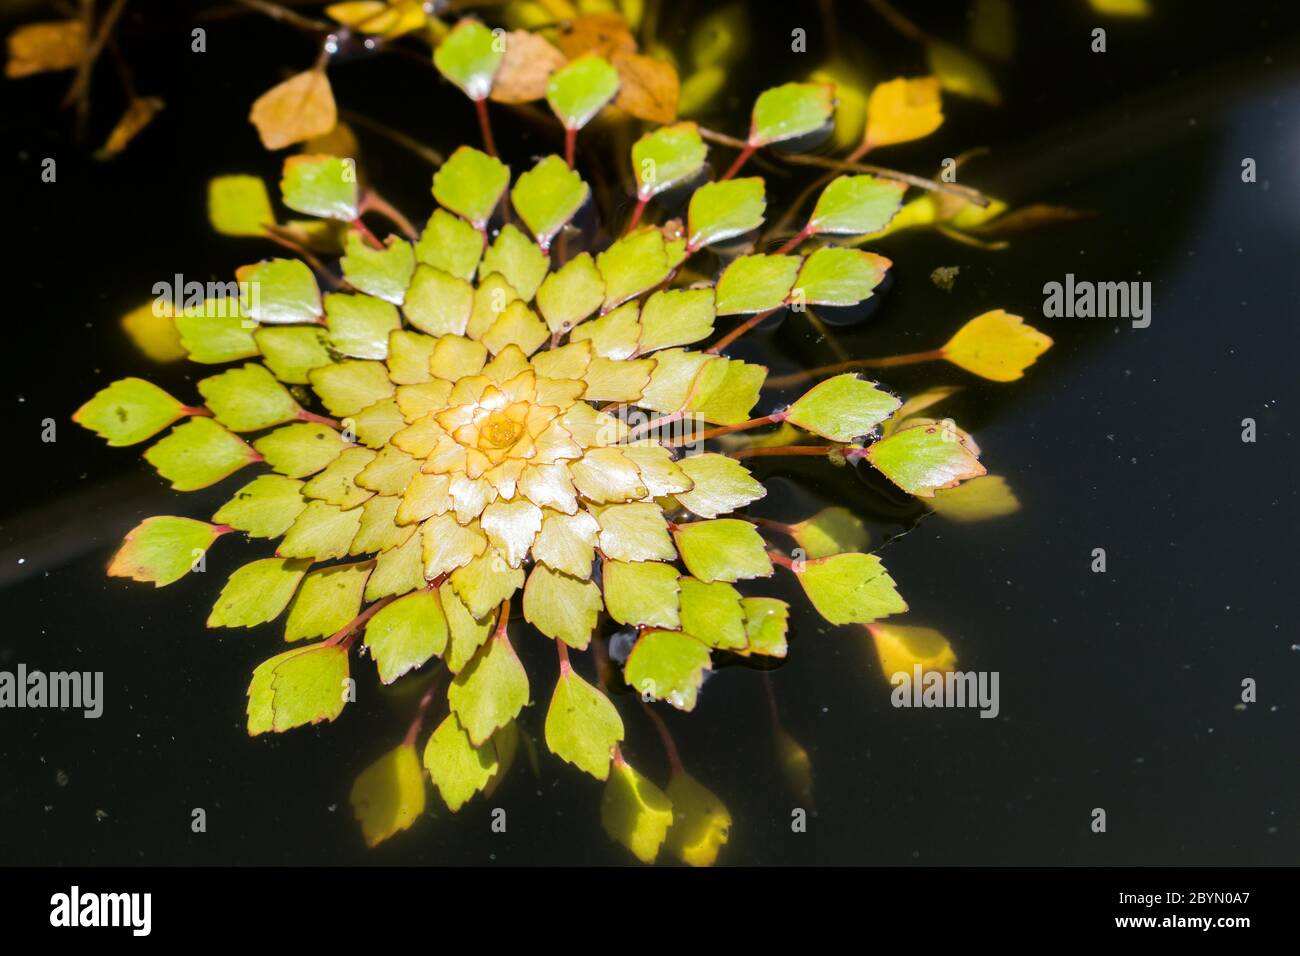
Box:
[73,12,1055,864]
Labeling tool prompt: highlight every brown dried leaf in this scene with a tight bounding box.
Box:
[612,51,678,124]
[5,20,87,79]
[490,31,567,104]
[96,97,164,159]
[249,70,338,151]
[555,13,637,60]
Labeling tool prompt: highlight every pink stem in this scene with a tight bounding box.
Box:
[475,98,498,157]
[721,142,756,181]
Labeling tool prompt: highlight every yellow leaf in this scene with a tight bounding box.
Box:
[665,771,731,867]
[249,70,338,151]
[942,309,1053,382]
[601,757,673,863]
[928,474,1020,522]
[1089,0,1151,15]
[867,622,957,683]
[120,301,185,363]
[96,97,164,159]
[864,76,944,150]
[349,744,426,847]
[5,20,86,79]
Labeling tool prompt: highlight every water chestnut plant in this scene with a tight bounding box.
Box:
[74,11,1053,864]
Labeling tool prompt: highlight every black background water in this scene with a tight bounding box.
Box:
[1,0,1297,864]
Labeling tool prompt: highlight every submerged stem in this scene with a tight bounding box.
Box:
[765,350,946,388]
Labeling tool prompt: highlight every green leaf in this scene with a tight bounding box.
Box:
[246,641,350,735]
[523,564,603,649]
[208,174,274,237]
[536,252,604,333]
[278,500,363,560]
[253,326,332,384]
[363,589,449,683]
[571,303,641,360]
[107,516,221,587]
[285,563,370,641]
[511,155,589,250]
[545,666,624,780]
[601,757,673,863]
[423,712,498,812]
[673,519,772,583]
[144,417,255,490]
[546,55,620,129]
[793,248,889,306]
[415,208,484,279]
[786,373,900,442]
[309,360,394,417]
[448,631,529,745]
[175,310,259,364]
[688,356,766,426]
[236,258,321,324]
[637,347,713,412]
[74,377,187,447]
[714,254,801,315]
[686,177,765,249]
[790,505,869,558]
[594,502,675,563]
[404,265,474,337]
[350,743,426,848]
[481,223,550,300]
[386,330,436,385]
[749,82,835,146]
[325,292,401,360]
[866,420,987,496]
[210,557,310,628]
[665,771,732,867]
[450,549,525,619]
[625,629,712,711]
[440,581,497,672]
[280,154,359,221]
[304,445,376,508]
[795,551,907,625]
[198,363,300,431]
[254,422,349,478]
[679,577,746,650]
[340,233,415,305]
[738,596,789,658]
[433,146,510,226]
[596,228,670,311]
[675,453,765,518]
[366,534,425,602]
[637,288,715,353]
[433,19,503,101]
[810,175,906,235]
[214,474,306,538]
[632,121,708,199]
[602,560,680,629]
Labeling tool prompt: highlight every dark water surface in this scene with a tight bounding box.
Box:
[1,1,1297,865]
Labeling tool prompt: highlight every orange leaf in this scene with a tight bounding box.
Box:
[612,52,678,125]
[490,31,567,104]
[249,70,338,151]
[96,97,165,159]
[555,12,637,60]
[5,20,86,79]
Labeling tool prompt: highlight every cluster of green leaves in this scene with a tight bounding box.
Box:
[76,6,1056,864]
